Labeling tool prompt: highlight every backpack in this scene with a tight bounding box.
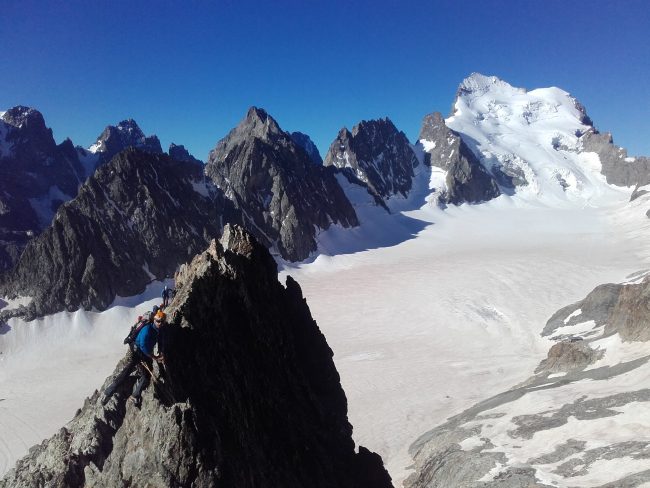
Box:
[123,315,150,345]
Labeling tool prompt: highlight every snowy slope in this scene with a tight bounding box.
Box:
[445,73,620,205]
[281,189,648,485]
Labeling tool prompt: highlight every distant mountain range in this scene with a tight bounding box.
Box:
[1,73,648,321]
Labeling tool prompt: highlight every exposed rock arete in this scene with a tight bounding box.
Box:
[0,224,393,488]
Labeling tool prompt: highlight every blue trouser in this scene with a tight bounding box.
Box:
[104,348,151,399]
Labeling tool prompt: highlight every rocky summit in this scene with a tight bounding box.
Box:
[0,225,393,488]
[323,118,419,204]
[205,107,358,262]
[89,118,163,166]
[0,148,228,320]
[0,106,86,271]
[418,112,500,205]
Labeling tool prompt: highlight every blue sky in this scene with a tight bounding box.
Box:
[2,0,649,159]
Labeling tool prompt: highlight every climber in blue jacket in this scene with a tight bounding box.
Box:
[102,311,166,407]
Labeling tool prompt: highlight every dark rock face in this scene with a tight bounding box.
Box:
[205,107,358,262]
[323,118,419,202]
[290,131,323,165]
[580,130,650,188]
[169,143,203,165]
[0,107,86,270]
[0,225,392,488]
[0,148,227,319]
[90,118,163,166]
[418,112,500,205]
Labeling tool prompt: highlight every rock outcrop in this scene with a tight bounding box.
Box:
[323,118,419,203]
[290,131,323,165]
[418,112,501,205]
[0,148,228,319]
[205,107,358,261]
[534,341,603,374]
[542,276,650,342]
[0,106,86,270]
[0,225,393,488]
[580,129,650,188]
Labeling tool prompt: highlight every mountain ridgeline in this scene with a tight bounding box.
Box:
[3,73,650,321]
[0,225,393,488]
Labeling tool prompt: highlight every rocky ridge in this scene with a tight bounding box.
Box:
[206,107,358,261]
[0,148,228,319]
[417,111,501,205]
[0,224,393,488]
[323,118,419,205]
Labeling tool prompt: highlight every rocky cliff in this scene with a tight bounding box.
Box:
[0,106,86,270]
[418,112,501,205]
[205,107,358,262]
[0,148,227,319]
[323,118,419,204]
[0,225,393,488]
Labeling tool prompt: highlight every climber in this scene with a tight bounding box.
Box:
[162,285,171,308]
[102,310,167,408]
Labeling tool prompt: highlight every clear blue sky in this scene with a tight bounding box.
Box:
[2,0,649,160]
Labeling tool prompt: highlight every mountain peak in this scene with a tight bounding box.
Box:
[89,118,162,160]
[2,106,48,133]
[457,73,523,99]
[114,118,146,138]
[239,106,282,139]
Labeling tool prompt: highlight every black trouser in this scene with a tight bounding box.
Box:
[104,348,152,399]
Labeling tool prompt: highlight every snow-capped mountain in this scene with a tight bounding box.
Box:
[324,118,419,205]
[444,73,624,204]
[0,107,86,270]
[205,107,358,261]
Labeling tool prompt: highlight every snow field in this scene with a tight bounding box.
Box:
[281,193,648,485]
